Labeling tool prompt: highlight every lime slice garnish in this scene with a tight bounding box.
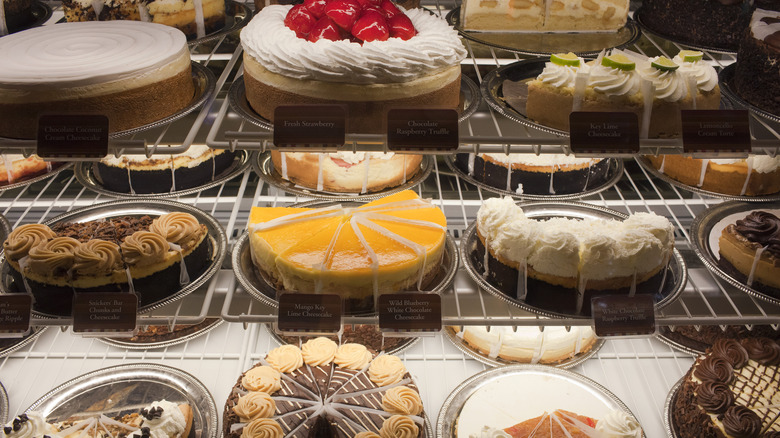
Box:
[650,56,679,72]
[678,50,704,63]
[550,52,580,67]
[601,54,636,71]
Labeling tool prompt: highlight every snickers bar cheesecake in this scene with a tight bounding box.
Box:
[717,210,780,299]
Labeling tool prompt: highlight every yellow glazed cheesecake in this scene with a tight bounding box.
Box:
[248,190,447,311]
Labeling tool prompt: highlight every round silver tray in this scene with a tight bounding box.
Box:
[436,364,644,438]
[232,200,459,312]
[98,318,223,350]
[461,201,687,319]
[187,0,252,46]
[690,200,780,306]
[635,155,780,202]
[445,8,641,57]
[663,377,684,438]
[720,64,780,125]
[0,198,227,317]
[0,213,10,245]
[0,381,7,423]
[443,326,605,369]
[0,162,73,193]
[75,149,252,198]
[252,151,433,201]
[0,326,46,358]
[443,154,624,200]
[110,62,215,139]
[25,363,219,438]
[634,6,737,54]
[654,329,704,356]
[1,0,52,36]
[228,75,481,131]
[264,323,420,356]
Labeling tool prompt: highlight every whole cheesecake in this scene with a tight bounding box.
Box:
[0,21,194,139]
[734,9,780,116]
[240,3,466,134]
[718,210,780,298]
[248,190,447,313]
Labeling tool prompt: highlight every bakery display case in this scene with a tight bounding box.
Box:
[0,0,779,437]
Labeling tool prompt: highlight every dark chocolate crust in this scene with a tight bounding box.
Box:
[735,25,780,116]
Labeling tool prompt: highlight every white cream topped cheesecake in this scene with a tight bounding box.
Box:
[461,0,629,32]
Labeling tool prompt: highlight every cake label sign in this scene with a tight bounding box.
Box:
[591,295,655,337]
[378,293,441,335]
[72,292,137,336]
[387,109,458,152]
[0,294,32,337]
[277,293,342,334]
[273,105,345,149]
[681,110,751,153]
[37,115,109,160]
[569,112,639,155]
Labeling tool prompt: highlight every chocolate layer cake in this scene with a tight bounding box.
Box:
[277,324,412,355]
[717,211,780,299]
[94,146,237,194]
[660,325,780,353]
[735,9,780,116]
[2,212,212,316]
[223,338,425,438]
[673,337,780,437]
[454,153,611,196]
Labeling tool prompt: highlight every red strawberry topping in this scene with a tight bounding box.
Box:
[388,12,415,39]
[324,0,362,32]
[356,0,382,8]
[303,0,330,19]
[352,9,389,42]
[284,4,317,38]
[308,16,345,41]
[379,0,401,18]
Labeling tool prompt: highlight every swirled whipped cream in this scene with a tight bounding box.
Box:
[711,155,780,173]
[587,62,641,97]
[595,410,643,437]
[672,54,718,92]
[536,60,589,88]
[240,5,466,84]
[468,426,511,438]
[638,57,688,102]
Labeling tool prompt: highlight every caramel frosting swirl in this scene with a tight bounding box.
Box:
[120,231,168,267]
[241,418,283,438]
[734,211,780,257]
[334,343,372,370]
[266,345,304,373]
[379,415,418,438]
[242,366,281,393]
[73,240,123,276]
[3,224,56,261]
[233,392,276,422]
[740,338,780,365]
[369,355,406,387]
[27,237,80,275]
[711,338,749,369]
[722,406,762,438]
[381,386,423,416]
[693,356,734,384]
[150,212,203,249]
[354,433,381,438]
[696,381,734,414]
[301,337,338,367]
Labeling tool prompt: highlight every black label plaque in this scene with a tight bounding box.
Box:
[277,293,342,334]
[378,293,441,334]
[0,294,32,337]
[682,110,751,154]
[387,109,458,152]
[273,105,346,148]
[72,292,137,335]
[592,295,655,337]
[37,115,109,160]
[569,112,640,155]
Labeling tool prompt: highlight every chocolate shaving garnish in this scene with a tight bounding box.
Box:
[722,405,762,438]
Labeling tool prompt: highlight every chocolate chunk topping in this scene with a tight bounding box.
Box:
[694,355,735,384]
[734,211,780,257]
[712,338,749,368]
[722,405,762,437]
[740,338,780,365]
[696,381,734,414]
[51,215,154,245]
[4,426,11,434]
[140,406,164,420]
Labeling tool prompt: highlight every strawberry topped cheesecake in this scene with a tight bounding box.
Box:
[240,0,466,133]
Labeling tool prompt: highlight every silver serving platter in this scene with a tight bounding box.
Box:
[0,198,227,317]
[0,213,10,246]
[436,364,645,438]
[663,377,684,438]
[25,363,219,438]
[461,201,687,319]
[264,323,421,356]
[0,326,47,358]
[228,75,481,131]
[252,151,433,201]
[110,62,215,139]
[443,326,605,369]
[635,155,780,202]
[0,162,73,193]
[232,200,459,312]
[187,0,252,46]
[654,329,704,356]
[75,149,252,198]
[0,0,52,36]
[443,154,624,200]
[445,8,641,57]
[0,381,7,423]
[98,318,223,350]
[719,64,780,125]
[690,200,780,306]
[634,6,737,55]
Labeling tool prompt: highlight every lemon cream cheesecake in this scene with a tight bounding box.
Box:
[271,151,423,194]
[460,0,629,32]
[240,3,466,134]
[0,21,194,139]
[525,50,720,137]
[248,190,447,312]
